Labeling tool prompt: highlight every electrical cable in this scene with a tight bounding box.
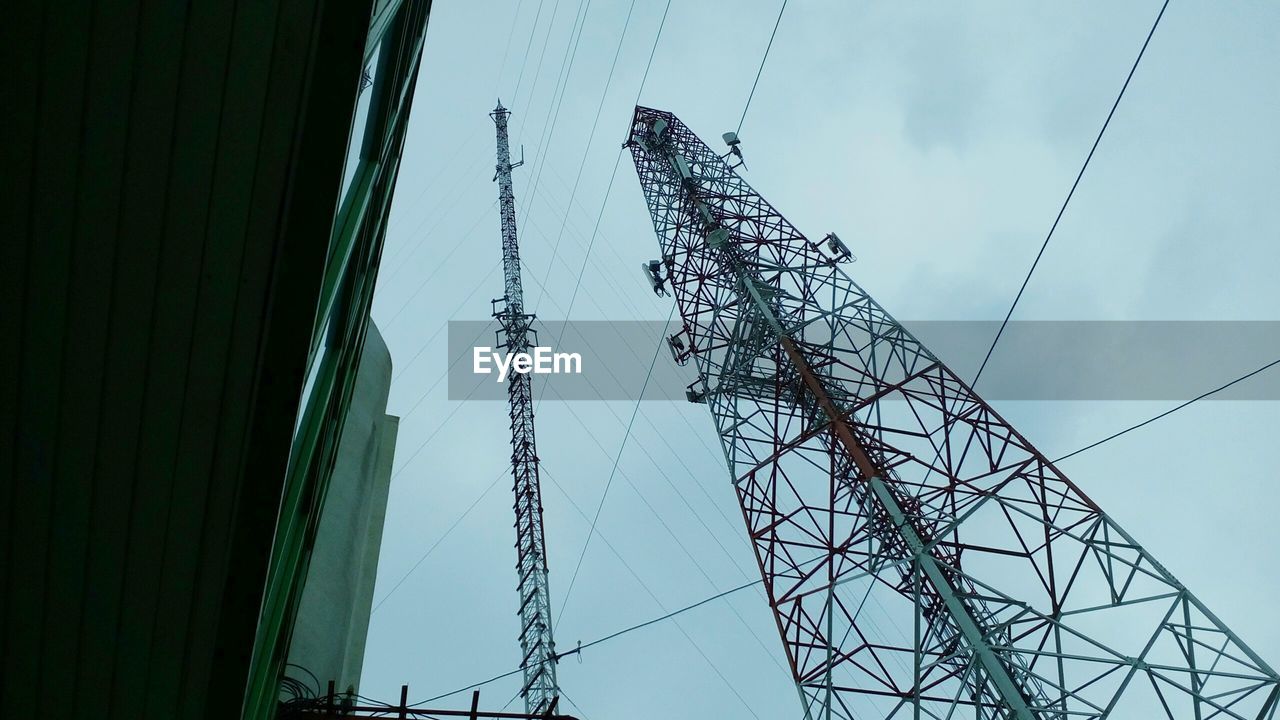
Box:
[378,168,492,288]
[531,0,642,310]
[494,0,529,93]
[509,0,550,105]
[283,663,322,698]
[559,575,760,659]
[736,0,788,136]
[389,323,498,481]
[1053,356,1280,463]
[410,453,899,712]
[537,161,647,287]
[511,253,776,654]
[512,0,566,120]
[412,570,770,706]
[383,125,485,241]
[971,0,1170,389]
[499,688,523,713]
[636,411,746,547]
[547,0,673,326]
[536,385,789,676]
[388,262,500,383]
[514,0,592,234]
[512,255,733,564]
[382,199,499,331]
[552,305,675,629]
[507,0,679,635]
[370,467,508,615]
[396,319,493,421]
[411,667,526,707]
[415,460,768,718]
[556,689,589,720]
[522,182,656,326]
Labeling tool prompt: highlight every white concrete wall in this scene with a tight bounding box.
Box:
[285,321,398,697]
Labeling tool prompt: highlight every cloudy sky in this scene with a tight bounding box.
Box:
[360,1,1280,717]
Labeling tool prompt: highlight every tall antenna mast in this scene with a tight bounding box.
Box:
[625,106,1279,720]
[489,101,560,716]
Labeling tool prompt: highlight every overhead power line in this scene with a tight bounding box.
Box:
[512,0,568,119]
[538,464,768,713]
[509,0,551,104]
[495,0,529,91]
[515,0,593,232]
[540,0,673,356]
[382,200,498,331]
[736,0,788,136]
[556,690,591,720]
[558,576,762,662]
[1054,356,1280,463]
[553,306,676,629]
[370,468,507,615]
[412,573,767,707]
[529,0,678,631]
[531,0,641,310]
[972,0,1170,388]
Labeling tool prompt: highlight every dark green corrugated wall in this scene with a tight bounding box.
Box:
[0,1,431,718]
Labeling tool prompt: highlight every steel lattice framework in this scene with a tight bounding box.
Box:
[491,102,559,715]
[625,106,1279,720]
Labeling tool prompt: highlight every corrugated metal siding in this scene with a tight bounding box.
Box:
[0,0,415,717]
